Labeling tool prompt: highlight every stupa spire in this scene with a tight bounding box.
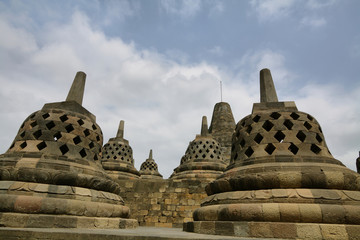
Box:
[260,68,278,103]
[149,149,153,159]
[116,120,125,139]
[200,116,209,136]
[66,71,86,105]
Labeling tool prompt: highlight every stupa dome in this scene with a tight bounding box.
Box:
[0,72,137,228]
[139,149,163,179]
[101,120,140,180]
[170,116,227,180]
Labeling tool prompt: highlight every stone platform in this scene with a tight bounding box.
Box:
[0,227,264,240]
[184,221,360,239]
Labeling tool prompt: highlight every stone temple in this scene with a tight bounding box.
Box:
[1,69,359,239]
[184,69,360,239]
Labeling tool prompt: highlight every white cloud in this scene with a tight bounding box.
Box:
[208,46,224,57]
[306,0,337,9]
[0,11,225,178]
[300,16,327,28]
[250,0,296,21]
[160,0,202,19]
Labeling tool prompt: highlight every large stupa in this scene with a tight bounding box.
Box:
[184,69,360,239]
[0,72,137,228]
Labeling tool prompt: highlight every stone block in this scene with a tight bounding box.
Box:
[262,203,280,221]
[296,223,322,239]
[320,224,348,239]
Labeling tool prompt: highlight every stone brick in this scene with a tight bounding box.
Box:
[296,223,322,239]
[320,224,348,239]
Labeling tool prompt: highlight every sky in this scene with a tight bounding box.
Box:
[0,0,359,178]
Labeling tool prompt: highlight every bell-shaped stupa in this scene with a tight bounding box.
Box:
[139,149,163,179]
[170,116,227,180]
[209,102,236,165]
[101,120,140,180]
[0,72,137,228]
[184,69,360,239]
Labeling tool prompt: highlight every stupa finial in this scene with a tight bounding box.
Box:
[116,120,125,139]
[66,71,86,105]
[260,68,278,103]
[201,116,209,136]
[149,149,153,159]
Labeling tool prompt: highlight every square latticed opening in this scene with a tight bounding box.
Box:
[304,121,312,130]
[262,120,274,132]
[311,144,321,154]
[46,121,55,130]
[33,130,42,140]
[65,124,74,133]
[265,143,276,155]
[288,143,299,155]
[274,131,285,143]
[240,139,245,148]
[283,119,293,130]
[296,131,306,142]
[290,112,300,120]
[42,113,50,119]
[37,141,47,151]
[252,115,261,123]
[270,112,281,119]
[59,144,69,155]
[316,133,323,143]
[77,119,84,125]
[73,136,82,145]
[254,133,263,144]
[244,147,254,157]
[60,115,68,122]
[79,148,87,158]
[246,125,252,134]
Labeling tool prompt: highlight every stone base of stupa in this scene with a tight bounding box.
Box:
[184,221,360,239]
[0,181,138,229]
[0,212,138,229]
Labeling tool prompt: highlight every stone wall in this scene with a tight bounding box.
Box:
[116,179,210,228]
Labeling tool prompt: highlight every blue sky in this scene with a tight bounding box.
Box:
[0,0,359,178]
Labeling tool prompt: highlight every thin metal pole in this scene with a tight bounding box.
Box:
[220,81,223,102]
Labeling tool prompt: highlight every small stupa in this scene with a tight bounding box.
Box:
[209,102,236,165]
[184,69,360,239]
[139,149,163,179]
[170,116,227,180]
[101,120,140,180]
[0,72,137,228]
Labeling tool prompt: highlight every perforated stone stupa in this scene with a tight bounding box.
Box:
[101,120,140,180]
[0,72,137,229]
[139,149,163,179]
[184,69,360,239]
[209,102,235,165]
[170,116,227,180]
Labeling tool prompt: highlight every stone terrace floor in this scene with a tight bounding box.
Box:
[0,227,276,240]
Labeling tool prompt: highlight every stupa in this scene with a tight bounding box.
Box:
[139,149,163,179]
[0,72,137,228]
[209,102,236,165]
[184,69,360,239]
[101,120,140,180]
[170,116,227,180]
